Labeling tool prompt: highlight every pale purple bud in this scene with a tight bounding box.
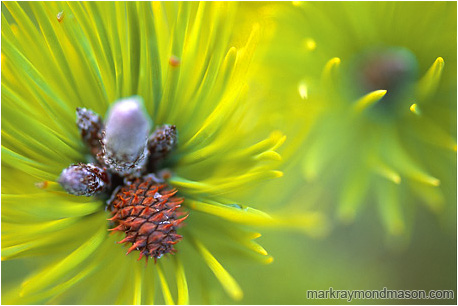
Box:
[59,163,110,196]
[102,96,151,176]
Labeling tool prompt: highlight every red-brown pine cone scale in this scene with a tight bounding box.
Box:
[108,176,187,261]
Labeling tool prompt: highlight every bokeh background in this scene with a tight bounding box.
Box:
[227,2,457,304]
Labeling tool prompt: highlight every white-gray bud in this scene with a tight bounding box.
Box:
[59,163,110,196]
[102,96,151,176]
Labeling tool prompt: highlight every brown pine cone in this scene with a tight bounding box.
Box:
[108,176,187,261]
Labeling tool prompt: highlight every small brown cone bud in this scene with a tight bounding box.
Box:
[148,124,177,162]
[76,107,104,157]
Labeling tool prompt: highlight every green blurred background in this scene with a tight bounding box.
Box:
[224,2,457,304]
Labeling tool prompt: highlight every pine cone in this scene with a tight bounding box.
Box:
[109,176,187,261]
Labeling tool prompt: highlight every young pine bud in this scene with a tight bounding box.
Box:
[148,124,178,162]
[102,97,151,176]
[76,107,104,157]
[59,163,110,196]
